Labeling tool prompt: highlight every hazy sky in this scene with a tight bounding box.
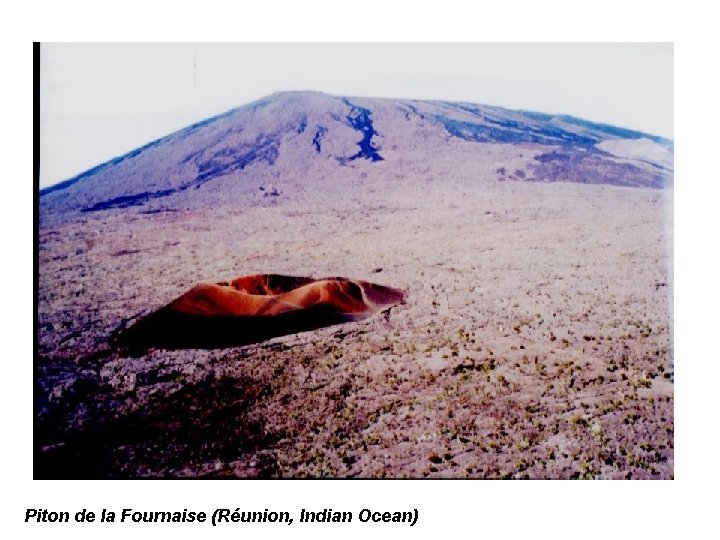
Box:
[40,43,673,188]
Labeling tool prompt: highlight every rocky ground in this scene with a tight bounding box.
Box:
[36,167,673,478]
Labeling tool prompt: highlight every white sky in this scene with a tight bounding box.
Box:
[40,42,673,188]
[40,43,673,187]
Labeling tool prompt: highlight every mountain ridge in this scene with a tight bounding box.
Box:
[40,91,673,224]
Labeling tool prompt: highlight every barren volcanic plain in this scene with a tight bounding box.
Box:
[37,91,673,478]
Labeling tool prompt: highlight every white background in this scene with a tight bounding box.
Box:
[2,0,719,538]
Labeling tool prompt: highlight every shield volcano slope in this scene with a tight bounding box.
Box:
[39,91,673,226]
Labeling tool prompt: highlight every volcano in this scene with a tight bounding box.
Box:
[40,91,672,225]
[116,274,405,349]
[37,91,673,479]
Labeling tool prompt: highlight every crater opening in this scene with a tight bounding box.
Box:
[115,274,404,350]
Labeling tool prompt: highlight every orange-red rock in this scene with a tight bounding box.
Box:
[116,274,404,349]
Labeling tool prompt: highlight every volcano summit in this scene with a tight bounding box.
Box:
[40,91,672,224]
